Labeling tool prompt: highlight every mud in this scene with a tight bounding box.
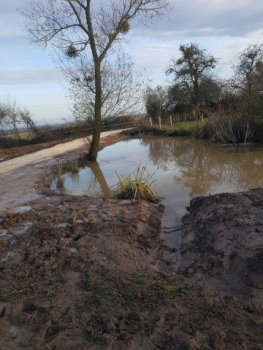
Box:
[180,189,263,302]
[1,194,263,350]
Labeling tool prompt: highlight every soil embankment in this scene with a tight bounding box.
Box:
[181,189,263,302]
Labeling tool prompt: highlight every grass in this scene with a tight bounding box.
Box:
[76,272,193,318]
[56,163,65,189]
[244,301,261,314]
[0,288,24,302]
[142,119,207,136]
[66,159,79,174]
[115,165,159,203]
[121,274,193,310]
[6,131,34,140]
[173,120,202,130]
[133,274,191,300]
[57,176,65,189]
[76,274,113,315]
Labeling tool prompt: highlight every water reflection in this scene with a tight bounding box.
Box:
[88,161,110,197]
[140,137,263,197]
[52,137,263,248]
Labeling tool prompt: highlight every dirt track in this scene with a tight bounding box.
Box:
[0,130,127,176]
[0,130,129,212]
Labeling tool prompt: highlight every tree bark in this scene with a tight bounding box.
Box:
[88,60,102,161]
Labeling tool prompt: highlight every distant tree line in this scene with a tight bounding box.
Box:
[145,43,263,121]
[145,43,263,143]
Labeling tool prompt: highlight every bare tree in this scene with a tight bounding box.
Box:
[59,51,145,124]
[0,98,38,138]
[235,44,263,96]
[22,0,171,160]
[166,43,217,115]
[144,85,167,122]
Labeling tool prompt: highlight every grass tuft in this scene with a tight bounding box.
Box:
[57,176,64,189]
[115,165,159,203]
[0,288,24,302]
[55,163,65,189]
[66,159,79,174]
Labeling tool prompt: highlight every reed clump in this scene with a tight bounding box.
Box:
[66,159,79,174]
[115,166,159,203]
[56,163,65,189]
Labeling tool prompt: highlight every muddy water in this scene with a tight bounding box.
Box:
[51,137,263,249]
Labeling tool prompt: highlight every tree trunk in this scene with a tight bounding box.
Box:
[88,60,102,161]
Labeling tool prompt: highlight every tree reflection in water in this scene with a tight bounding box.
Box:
[57,137,263,199]
[140,137,263,197]
[88,161,111,197]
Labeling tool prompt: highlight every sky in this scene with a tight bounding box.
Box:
[0,0,263,124]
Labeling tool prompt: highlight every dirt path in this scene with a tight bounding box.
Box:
[0,130,127,176]
[0,130,129,213]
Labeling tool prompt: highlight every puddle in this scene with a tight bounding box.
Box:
[11,222,33,236]
[0,229,8,237]
[12,206,32,214]
[51,137,263,249]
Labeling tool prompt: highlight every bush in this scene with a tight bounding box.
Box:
[115,166,159,203]
[0,136,35,148]
[249,117,263,143]
[193,112,263,144]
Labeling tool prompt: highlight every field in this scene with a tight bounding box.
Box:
[141,119,206,135]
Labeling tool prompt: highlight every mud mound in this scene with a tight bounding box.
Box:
[181,189,263,301]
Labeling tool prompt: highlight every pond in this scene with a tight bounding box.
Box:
[51,137,263,249]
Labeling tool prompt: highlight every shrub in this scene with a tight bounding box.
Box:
[193,112,263,144]
[115,166,159,203]
[66,159,79,174]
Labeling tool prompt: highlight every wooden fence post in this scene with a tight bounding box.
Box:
[170,115,173,129]
[158,116,162,129]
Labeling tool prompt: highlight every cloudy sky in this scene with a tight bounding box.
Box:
[0,0,263,124]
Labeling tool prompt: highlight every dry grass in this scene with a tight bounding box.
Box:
[0,288,24,302]
[115,166,159,203]
[66,159,79,174]
[193,111,252,144]
[55,163,65,189]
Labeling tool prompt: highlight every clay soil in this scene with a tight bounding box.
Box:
[0,132,263,349]
[180,189,263,303]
